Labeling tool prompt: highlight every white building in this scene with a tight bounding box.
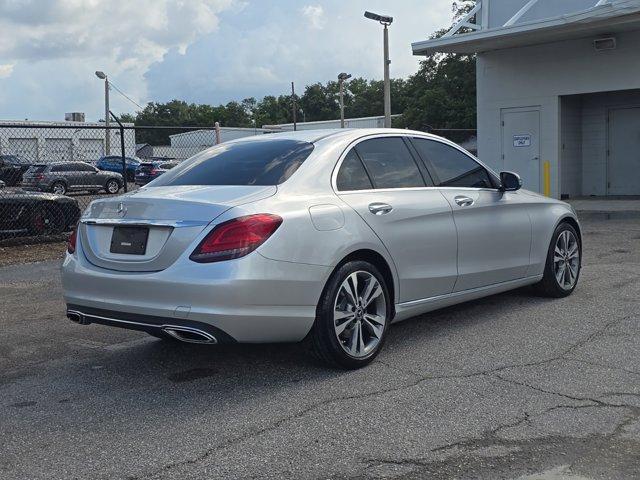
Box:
[413,0,640,198]
[166,116,402,158]
[0,120,136,163]
[267,114,401,131]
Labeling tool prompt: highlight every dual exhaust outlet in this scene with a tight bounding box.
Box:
[66,311,217,344]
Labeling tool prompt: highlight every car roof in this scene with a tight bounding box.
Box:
[227,128,449,145]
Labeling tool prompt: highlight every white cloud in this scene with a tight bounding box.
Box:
[301,5,326,30]
[0,64,15,78]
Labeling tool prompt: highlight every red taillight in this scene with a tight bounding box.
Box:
[35,174,44,181]
[150,169,158,175]
[190,214,282,263]
[67,226,78,254]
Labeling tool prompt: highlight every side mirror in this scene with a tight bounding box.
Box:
[500,171,522,192]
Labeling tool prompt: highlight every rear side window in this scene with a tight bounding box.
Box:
[30,165,47,173]
[354,138,425,189]
[413,139,493,189]
[152,139,314,186]
[336,150,373,191]
[51,165,65,173]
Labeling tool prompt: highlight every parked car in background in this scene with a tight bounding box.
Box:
[22,162,123,195]
[0,180,80,237]
[96,155,141,182]
[63,129,582,369]
[134,160,179,186]
[0,155,31,186]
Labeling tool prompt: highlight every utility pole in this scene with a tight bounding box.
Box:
[291,81,297,131]
[382,23,391,128]
[95,71,111,154]
[364,11,393,128]
[338,73,352,128]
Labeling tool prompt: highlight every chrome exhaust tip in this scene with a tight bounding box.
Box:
[162,326,217,344]
[67,310,90,325]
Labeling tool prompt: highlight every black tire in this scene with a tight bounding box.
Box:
[105,178,120,194]
[533,221,581,298]
[309,260,392,369]
[51,181,67,195]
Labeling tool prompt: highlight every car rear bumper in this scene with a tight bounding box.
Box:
[61,245,331,343]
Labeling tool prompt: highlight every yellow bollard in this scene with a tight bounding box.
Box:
[543,161,551,197]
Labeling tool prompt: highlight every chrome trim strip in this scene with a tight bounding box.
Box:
[81,218,209,228]
[330,132,500,194]
[66,309,218,344]
[396,275,544,309]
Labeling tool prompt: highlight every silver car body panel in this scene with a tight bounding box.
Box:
[62,128,579,343]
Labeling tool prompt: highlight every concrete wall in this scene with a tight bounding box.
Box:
[476,29,640,197]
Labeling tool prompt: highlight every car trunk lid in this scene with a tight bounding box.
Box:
[79,185,277,272]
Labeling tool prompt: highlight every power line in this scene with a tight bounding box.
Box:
[108,81,144,110]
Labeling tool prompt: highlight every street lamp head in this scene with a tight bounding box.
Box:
[338,72,352,81]
[95,71,106,80]
[364,11,393,25]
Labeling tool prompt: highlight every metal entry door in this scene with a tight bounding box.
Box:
[608,107,640,195]
[501,107,541,193]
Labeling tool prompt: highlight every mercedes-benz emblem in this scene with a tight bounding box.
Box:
[117,202,127,217]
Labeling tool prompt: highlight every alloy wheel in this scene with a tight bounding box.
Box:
[333,270,387,358]
[553,230,580,290]
[107,180,119,193]
[53,183,66,195]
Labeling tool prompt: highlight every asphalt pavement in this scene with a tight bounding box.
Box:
[0,213,639,479]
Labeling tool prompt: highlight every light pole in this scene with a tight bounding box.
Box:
[364,11,393,128]
[95,71,110,154]
[338,72,351,128]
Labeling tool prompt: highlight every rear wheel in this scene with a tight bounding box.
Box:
[51,181,67,195]
[310,261,391,369]
[534,222,581,298]
[30,205,64,235]
[105,179,120,194]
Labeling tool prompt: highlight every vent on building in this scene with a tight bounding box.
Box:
[593,36,616,51]
[65,112,86,122]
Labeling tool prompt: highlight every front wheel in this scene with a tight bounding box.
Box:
[534,222,581,298]
[105,179,120,194]
[309,261,391,369]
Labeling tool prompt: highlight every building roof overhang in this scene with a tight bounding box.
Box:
[412,1,640,55]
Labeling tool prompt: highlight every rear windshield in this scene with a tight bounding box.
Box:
[28,165,47,173]
[151,139,314,186]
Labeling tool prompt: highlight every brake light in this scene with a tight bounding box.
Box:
[35,174,44,181]
[67,225,78,254]
[150,169,158,175]
[190,214,282,263]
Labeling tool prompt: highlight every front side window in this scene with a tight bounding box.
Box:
[412,139,493,189]
[152,139,314,186]
[336,150,373,191]
[354,137,425,189]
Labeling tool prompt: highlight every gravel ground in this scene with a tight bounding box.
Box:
[0,241,66,267]
[0,214,638,479]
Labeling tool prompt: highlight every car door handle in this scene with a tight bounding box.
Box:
[454,196,474,207]
[368,202,393,215]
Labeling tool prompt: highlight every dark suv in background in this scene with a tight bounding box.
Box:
[0,155,31,186]
[134,160,179,186]
[22,162,123,195]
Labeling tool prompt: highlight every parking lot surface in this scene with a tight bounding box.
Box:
[1,214,639,479]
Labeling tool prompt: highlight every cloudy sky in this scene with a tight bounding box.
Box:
[0,0,455,122]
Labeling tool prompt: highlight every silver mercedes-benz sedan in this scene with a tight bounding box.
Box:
[62,128,581,369]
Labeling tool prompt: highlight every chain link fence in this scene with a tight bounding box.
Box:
[0,123,478,246]
[0,124,218,245]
